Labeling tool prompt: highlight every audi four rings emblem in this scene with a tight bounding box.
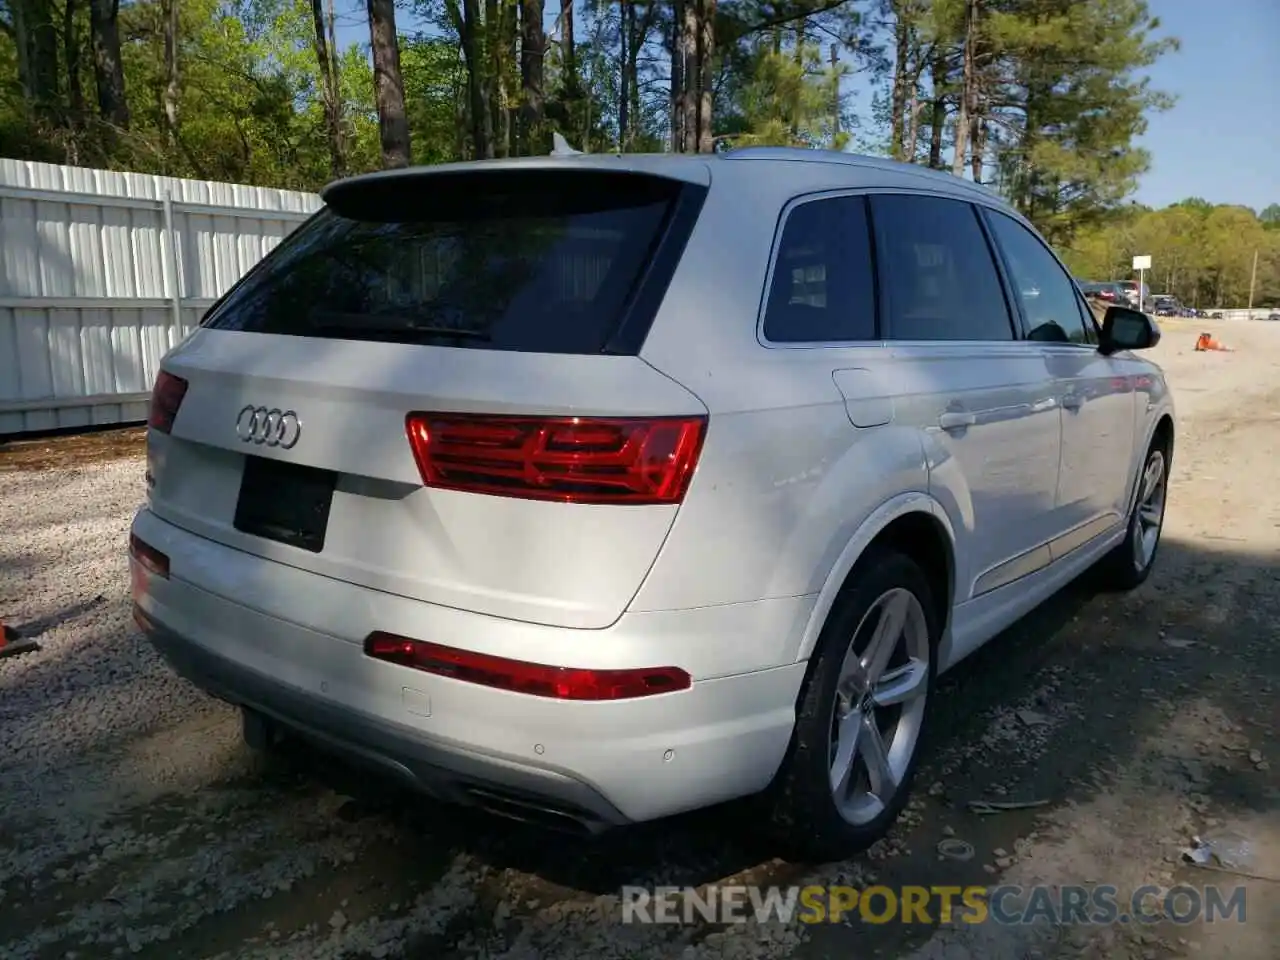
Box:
[235,405,301,449]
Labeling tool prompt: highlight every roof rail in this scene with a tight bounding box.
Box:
[722,146,1003,200]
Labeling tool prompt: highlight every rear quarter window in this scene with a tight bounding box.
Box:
[200,170,702,355]
[762,195,877,343]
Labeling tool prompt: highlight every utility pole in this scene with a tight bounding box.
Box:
[1247,249,1259,316]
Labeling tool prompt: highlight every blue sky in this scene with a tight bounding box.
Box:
[333,0,1279,213]
[1129,0,1278,211]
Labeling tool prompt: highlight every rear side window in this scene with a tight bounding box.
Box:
[870,194,1014,341]
[200,170,699,354]
[763,196,877,342]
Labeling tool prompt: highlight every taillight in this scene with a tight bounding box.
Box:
[364,632,691,701]
[404,413,706,504]
[148,370,188,434]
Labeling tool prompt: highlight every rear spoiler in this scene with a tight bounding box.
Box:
[320,155,712,215]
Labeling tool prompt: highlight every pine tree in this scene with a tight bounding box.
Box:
[988,0,1176,243]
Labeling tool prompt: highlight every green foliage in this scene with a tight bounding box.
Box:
[400,38,467,165]
[985,0,1178,244]
[718,38,849,149]
[0,0,448,188]
[0,0,1195,248]
[1062,201,1280,308]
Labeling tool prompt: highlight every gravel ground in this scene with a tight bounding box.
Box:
[2,319,1278,960]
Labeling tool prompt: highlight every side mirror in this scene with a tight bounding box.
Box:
[1099,306,1160,355]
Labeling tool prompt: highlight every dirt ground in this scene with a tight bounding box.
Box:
[2,319,1278,960]
[0,426,146,473]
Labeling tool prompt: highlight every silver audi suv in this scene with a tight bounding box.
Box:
[131,148,1174,858]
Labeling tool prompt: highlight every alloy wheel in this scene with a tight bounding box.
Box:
[827,587,931,825]
[1133,449,1167,572]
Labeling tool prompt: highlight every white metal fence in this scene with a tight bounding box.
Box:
[0,159,321,435]
[1206,309,1276,322]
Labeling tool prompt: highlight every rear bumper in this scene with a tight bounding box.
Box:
[138,608,629,831]
[131,508,808,829]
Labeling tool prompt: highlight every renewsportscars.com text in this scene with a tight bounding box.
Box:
[620,884,1247,926]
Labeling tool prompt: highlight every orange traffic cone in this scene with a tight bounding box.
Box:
[0,619,39,659]
[1194,332,1231,352]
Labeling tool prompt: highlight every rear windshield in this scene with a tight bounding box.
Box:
[200,170,699,354]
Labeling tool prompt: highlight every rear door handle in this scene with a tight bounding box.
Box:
[938,411,977,431]
[1062,393,1083,411]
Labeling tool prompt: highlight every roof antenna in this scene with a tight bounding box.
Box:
[550,131,584,157]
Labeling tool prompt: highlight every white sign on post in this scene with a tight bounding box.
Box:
[1132,254,1152,309]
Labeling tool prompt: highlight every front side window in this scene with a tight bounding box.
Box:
[869,194,1014,342]
[985,211,1093,345]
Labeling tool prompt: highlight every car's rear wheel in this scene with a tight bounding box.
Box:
[766,547,938,861]
[1095,439,1169,591]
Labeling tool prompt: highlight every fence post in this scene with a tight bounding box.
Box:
[161,189,183,331]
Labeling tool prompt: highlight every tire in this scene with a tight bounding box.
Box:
[1094,438,1170,592]
[766,546,939,862]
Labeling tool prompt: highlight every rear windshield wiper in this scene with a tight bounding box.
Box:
[309,310,491,340]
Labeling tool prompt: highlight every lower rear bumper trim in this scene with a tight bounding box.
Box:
[139,606,630,833]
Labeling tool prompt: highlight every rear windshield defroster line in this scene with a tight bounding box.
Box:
[200,169,707,356]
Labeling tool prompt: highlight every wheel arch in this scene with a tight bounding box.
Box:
[795,493,956,665]
[1124,410,1176,513]
[1151,412,1175,461]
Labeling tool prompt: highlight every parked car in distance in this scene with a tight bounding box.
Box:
[1078,281,1126,303]
[130,147,1176,860]
[1268,311,1280,322]
[1117,279,1144,308]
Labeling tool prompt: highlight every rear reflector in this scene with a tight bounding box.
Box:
[132,604,156,633]
[404,413,706,504]
[129,533,170,607]
[364,632,692,701]
[148,370,189,434]
[129,533,170,578]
